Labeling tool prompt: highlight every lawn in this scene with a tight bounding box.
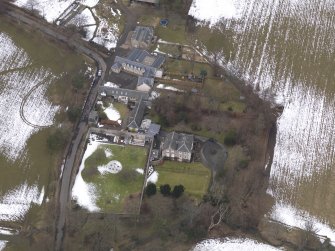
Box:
[82,144,148,213]
[165,58,213,77]
[113,102,129,120]
[155,161,211,200]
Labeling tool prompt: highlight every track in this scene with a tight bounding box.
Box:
[19,78,53,129]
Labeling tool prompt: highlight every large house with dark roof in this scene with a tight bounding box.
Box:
[111,48,165,79]
[131,26,154,49]
[161,132,194,162]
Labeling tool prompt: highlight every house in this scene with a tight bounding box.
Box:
[136,77,154,92]
[127,97,146,132]
[111,48,165,79]
[131,26,154,49]
[99,85,149,104]
[161,131,194,162]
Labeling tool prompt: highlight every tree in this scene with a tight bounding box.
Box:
[200,69,207,79]
[47,129,67,152]
[224,129,237,146]
[67,107,81,123]
[72,74,85,90]
[145,183,157,197]
[160,184,171,196]
[172,185,185,198]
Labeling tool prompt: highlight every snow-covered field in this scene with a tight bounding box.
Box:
[0,33,59,161]
[189,0,335,243]
[14,0,99,22]
[0,183,44,222]
[189,0,243,26]
[0,31,56,225]
[192,238,281,251]
[14,0,122,50]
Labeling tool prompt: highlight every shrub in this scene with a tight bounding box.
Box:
[172,185,185,198]
[47,129,67,152]
[98,111,108,120]
[238,159,249,169]
[160,184,171,196]
[224,129,237,146]
[146,183,157,197]
[67,107,81,122]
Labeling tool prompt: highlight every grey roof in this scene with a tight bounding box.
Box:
[137,76,154,87]
[127,48,165,68]
[162,132,194,153]
[132,26,154,45]
[113,49,165,78]
[111,62,121,71]
[100,86,150,100]
[88,110,98,122]
[147,123,161,137]
[128,97,146,129]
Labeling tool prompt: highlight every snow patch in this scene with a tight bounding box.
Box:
[0,182,45,222]
[189,0,241,26]
[98,160,122,174]
[72,134,101,212]
[157,84,182,92]
[104,104,121,121]
[136,168,144,174]
[147,171,158,184]
[269,202,335,244]
[192,238,282,251]
[0,241,7,251]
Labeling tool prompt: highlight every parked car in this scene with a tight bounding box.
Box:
[97,69,102,77]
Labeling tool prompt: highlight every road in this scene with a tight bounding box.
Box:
[1,3,107,251]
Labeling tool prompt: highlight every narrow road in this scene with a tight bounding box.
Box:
[1,3,107,251]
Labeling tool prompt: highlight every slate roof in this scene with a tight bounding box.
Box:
[112,49,165,78]
[131,26,154,45]
[162,132,194,153]
[137,76,154,87]
[127,97,146,129]
[147,123,161,138]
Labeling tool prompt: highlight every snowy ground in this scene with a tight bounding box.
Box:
[189,0,243,26]
[192,238,281,251]
[14,0,121,50]
[146,171,158,184]
[157,84,183,92]
[14,0,100,22]
[92,13,119,50]
[72,134,103,212]
[104,104,121,121]
[269,201,335,244]
[0,241,7,251]
[98,160,122,174]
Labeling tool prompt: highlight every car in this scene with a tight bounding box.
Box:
[97,69,102,77]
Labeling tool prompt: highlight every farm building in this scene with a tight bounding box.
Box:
[131,26,155,49]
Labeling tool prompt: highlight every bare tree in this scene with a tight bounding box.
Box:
[208,203,229,231]
[26,0,38,11]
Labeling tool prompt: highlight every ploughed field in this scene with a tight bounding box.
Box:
[0,17,85,247]
[189,0,335,241]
